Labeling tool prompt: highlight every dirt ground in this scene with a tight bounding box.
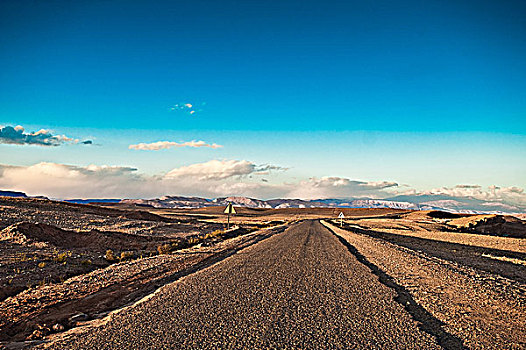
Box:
[0,197,290,345]
[323,221,526,349]
[346,213,526,254]
[1,198,524,348]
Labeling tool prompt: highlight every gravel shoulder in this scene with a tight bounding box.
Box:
[348,218,526,254]
[323,221,526,349]
[338,221,526,284]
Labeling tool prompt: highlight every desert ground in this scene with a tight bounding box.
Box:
[0,197,525,349]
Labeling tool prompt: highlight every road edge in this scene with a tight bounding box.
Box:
[321,220,465,350]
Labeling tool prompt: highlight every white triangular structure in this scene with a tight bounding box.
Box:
[224,203,236,214]
[224,203,236,229]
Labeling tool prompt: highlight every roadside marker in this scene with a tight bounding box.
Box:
[338,212,345,227]
[224,203,236,230]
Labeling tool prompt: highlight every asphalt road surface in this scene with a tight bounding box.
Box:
[45,221,442,349]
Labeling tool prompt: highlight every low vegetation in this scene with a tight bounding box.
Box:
[53,250,71,264]
[157,229,231,255]
[105,249,117,262]
[119,251,135,261]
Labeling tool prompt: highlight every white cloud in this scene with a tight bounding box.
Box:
[0,125,92,146]
[0,160,287,198]
[164,160,288,181]
[454,184,482,189]
[252,164,289,175]
[165,159,256,180]
[423,184,526,207]
[0,163,143,198]
[285,177,399,199]
[360,181,399,189]
[129,140,223,151]
[169,102,202,115]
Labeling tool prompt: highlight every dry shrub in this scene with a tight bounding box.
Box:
[105,249,117,262]
[157,243,172,255]
[53,251,71,263]
[187,236,200,245]
[204,229,224,239]
[120,251,134,261]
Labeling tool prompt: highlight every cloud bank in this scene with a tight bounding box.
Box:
[0,160,288,199]
[129,140,222,151]
[165,159,255,180]
[0,125,91,146]
[421,184,526,207]
[285,177,399,199]
[164,160,288,180]
[0,163,142,198]
[0,161,524,212]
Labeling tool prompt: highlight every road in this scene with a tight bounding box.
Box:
[43,221,442,349]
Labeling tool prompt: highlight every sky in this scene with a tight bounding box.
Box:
[0,0,525,207]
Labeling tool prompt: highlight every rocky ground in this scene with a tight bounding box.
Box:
[0,198,524,349]
[0,197,222,236]
[323,217,526,349]
[0,197,287,346]
[1,225,285,345]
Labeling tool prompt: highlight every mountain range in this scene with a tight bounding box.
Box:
[121,195,525,214]
[1,190,524,214]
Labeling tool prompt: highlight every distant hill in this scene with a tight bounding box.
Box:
[64,199,123,204]
[0,190,27,198]
[386,194,524,213]
[120,195,525,214]
[2,190,522,214]
[121,196,213,208]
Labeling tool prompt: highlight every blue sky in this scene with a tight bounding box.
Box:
[0,0,525,204]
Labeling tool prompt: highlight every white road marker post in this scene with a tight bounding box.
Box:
[224,203,236,230]
[338,212,345,227]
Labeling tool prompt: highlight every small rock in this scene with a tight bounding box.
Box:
[27,325,50,340]
[69,312,89,324]
[52,323,65,332]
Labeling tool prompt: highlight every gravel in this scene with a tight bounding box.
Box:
[324,221,526,349]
